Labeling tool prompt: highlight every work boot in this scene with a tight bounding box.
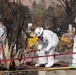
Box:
[45,63,53,67]
[69,64,76,70]
[35,64,40,67]
[35,64,46,67]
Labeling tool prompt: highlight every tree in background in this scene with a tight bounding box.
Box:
[0,0,31,51]
[32,0,46,28]
[43,3,65,30]
[58,0,76,25]
[58,0,76,17]
[0,0,32,70]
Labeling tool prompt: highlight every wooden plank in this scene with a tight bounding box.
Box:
[38,70,76,75]
[38,71,46,75]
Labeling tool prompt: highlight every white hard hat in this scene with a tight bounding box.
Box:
[34,27,43,37]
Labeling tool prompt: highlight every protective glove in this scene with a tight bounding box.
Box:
[45,50,48,54]
[38,49,40,51]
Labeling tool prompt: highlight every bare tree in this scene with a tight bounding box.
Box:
[0,0,31,50]
[58,0,76,22]
[0,0,31,70]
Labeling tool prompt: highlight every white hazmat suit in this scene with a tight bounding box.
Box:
[34,27,59,67]
[0,22,7,59]
[72,35,76,66]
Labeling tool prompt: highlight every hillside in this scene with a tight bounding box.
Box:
[10,0,60,9]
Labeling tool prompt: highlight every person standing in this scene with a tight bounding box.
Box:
[72,34,76,66]
[34,27,59,67]
[0,21,7,59]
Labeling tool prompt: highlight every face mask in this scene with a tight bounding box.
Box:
[38,35,43,41]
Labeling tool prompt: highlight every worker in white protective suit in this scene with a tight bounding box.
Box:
[34,27,59,67]
[0,22,7,59]
[72,34,76,66]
